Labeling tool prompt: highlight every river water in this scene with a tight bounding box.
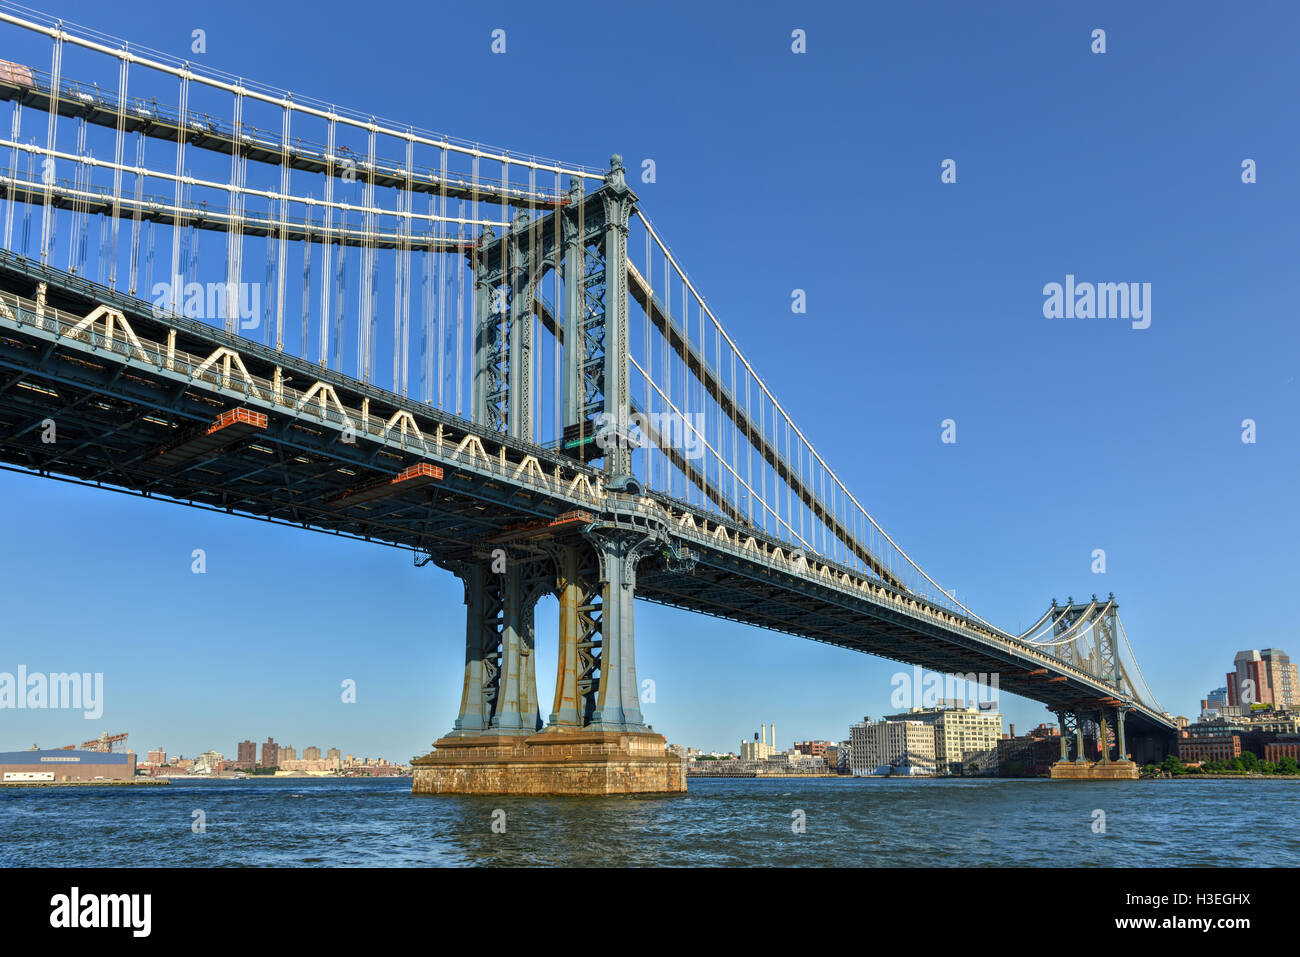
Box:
[2,776,1295,867]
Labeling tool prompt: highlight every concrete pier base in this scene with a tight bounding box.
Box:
[1049,759,1139,781]
[411,730,686,796]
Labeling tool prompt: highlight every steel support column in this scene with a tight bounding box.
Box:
[549,542,598,728]
[445,562,503,736]
[490,561,546,734]
[585,528,652,731]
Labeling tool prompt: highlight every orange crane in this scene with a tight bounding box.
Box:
[78,732,128,753]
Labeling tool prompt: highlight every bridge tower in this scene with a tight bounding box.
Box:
[1046,596,1143,779]
[413,156,682,794]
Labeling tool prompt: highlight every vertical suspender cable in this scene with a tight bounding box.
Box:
[454,198,464,418]
[127,132,144,295]
[38,28,62,267]
[169,67,189,315]
[2,102,20,250]
[301,203,313,360]
[225,86,245,334]
[108,52,128,288]
[67,116,85,273]
[275,101,291,351]
[319,113,335,365]
[643,227,652,484]
[437,144,448,409]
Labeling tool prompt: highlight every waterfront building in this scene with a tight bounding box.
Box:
[997,724,1062,776]
[194,750,224,772]
[279,757,341,773]
[279,745,298,763]
[1264,736,1300,763]
[0,749,137,782]
[794,740,832,757]
[739,724,777,762]
[237,740,257,765]
[849,717,937,776]
[261,737,280,768]
[327,747,341,762]
[1179,734,1242,764]
[303,746,322,761]
[883,706,1003,775]
[146,748,166,766]
[1181,717,1285,761]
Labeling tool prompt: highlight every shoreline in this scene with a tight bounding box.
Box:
[1142,773,1300,781]
[1,779,170,787]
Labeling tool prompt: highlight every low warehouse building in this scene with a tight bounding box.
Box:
[0,749,136,782]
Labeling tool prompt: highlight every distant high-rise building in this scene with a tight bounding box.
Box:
[1227,650,1271,709]
[1227,649,1298,711]
[304,746,322,761]
[327,748,341,763]
[237,740,257,765]
[1261,649,1298,710]
[146,748,166,766]
[279,745,297,762]
[1201,687,1230,720]
[261,737,279,768]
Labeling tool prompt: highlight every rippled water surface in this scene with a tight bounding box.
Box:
[2,776,1296,867]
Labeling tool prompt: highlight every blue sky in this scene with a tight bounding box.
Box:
[1,0,1297,759]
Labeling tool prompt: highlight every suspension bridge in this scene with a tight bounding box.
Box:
[0,6,1176,792]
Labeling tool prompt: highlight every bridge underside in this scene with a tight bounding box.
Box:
[635,557,1173,744]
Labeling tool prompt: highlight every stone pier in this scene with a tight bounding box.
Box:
[412,730,684,795]
[1049,759,1139,780]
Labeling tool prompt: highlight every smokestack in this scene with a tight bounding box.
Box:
[771,724,776,750]
[761,723,766,746]
[1010,723,1016,739]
